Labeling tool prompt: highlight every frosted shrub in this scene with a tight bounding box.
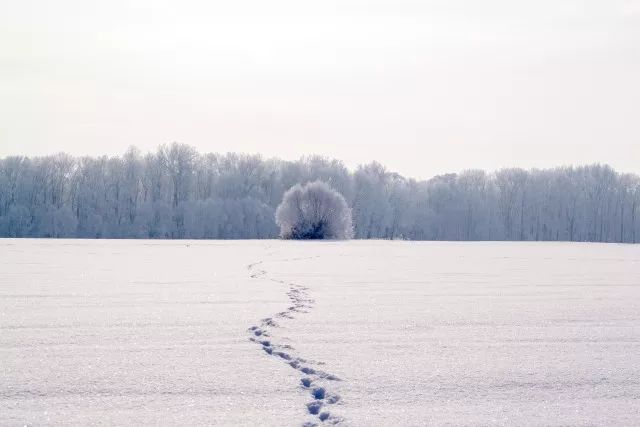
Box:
[275,181,353,240]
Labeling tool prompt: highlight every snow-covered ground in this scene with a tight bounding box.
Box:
[1,240,640,426]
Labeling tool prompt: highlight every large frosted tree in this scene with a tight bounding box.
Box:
[275,181,353,240]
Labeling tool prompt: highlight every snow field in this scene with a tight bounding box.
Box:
[2,240,640,426]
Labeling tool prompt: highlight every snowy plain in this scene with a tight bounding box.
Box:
[1,240,640,426]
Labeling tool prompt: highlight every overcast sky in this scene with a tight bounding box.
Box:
[1,0,639,179]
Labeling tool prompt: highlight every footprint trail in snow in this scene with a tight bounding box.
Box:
[247,257,344,426]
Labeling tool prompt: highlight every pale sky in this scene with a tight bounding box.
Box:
[1,0,639,179]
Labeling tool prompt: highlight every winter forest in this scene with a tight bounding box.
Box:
[0,143,638,242]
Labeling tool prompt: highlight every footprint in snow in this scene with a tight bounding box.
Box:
[247,258,343,424]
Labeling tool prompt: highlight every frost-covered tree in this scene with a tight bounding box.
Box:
[1,145,639,242]
[275,181,353,240]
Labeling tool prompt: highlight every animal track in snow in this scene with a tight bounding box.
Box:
[251,328,267,337]
[261,318,278,327]
[247,255,343,425]
[312,387,326,400]
[307,400,323,415]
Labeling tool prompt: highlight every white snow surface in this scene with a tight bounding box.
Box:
[1,240,640,426]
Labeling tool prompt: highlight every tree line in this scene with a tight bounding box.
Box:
[0,143,638,242]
